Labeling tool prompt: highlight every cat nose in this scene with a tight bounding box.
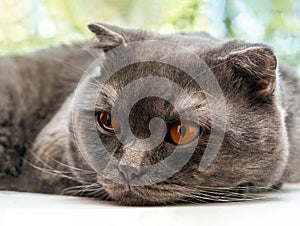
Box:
[118,163,144,183]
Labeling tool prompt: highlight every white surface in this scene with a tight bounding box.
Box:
[1,184,300,226]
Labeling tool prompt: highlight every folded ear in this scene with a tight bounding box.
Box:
[87,22,126,51]
[219,43,277,99]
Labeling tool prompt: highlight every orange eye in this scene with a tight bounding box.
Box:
[97,112,120,133]
[169,122,200,145]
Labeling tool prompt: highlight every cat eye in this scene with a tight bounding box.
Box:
[97,112,120,133]
[169,122,201,145]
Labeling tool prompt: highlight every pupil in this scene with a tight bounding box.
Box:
[106,114,112,126]
[179,125,186,137]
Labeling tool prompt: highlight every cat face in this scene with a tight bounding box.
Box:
[67,23,289,205]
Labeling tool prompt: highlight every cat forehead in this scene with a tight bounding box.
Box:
[84,58,210,115]
[94,82,206,114]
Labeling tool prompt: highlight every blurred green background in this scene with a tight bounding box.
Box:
[1,0,299,73]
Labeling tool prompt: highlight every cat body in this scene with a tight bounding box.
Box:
[0,44,94,191]
[0,23,300,205]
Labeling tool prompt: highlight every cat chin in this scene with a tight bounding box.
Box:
[108,190,178,206]
[101,182,153,206]
[97,178,177,206]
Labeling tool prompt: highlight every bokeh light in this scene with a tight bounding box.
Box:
[0,0,299,74]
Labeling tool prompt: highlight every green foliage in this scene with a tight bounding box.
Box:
[0,0,299,73]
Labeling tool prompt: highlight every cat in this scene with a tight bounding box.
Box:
[0,22,299,206]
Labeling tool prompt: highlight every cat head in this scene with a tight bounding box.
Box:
[67,23,289,205]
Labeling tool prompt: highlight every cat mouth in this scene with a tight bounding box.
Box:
[117,189,142,204]
[98,176,267,206]
[102,183,149,205]
[99,179,170,206]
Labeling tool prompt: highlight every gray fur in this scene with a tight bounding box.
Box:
[0,23,299,205]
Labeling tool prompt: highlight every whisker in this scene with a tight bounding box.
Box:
[49,55,88,74]
[76,42,99,60]
[39,150,94,173]
[22,149,93,185]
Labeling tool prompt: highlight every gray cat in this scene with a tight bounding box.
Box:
[0,22,299,206]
